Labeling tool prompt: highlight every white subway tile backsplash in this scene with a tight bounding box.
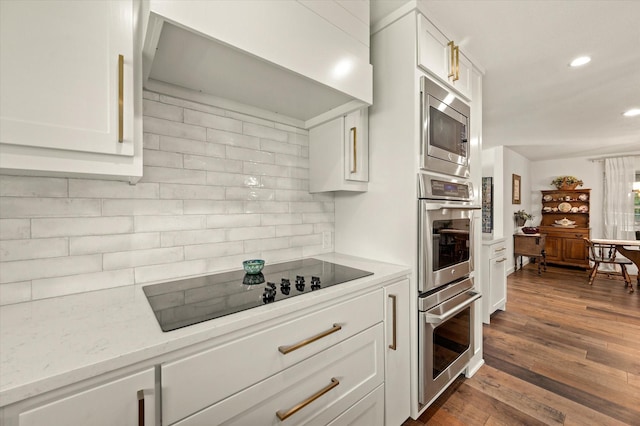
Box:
[0,238,68,262]
[32,269,134,299]
[102,199,183,216]
[184,241,244,260]
[69,179,159,199]
[161,229,226,247]
[0,281,31,305]
[141,166,207,185]
[0,90,334,304]
[143,149,184,168]
[0,254,102,284]
[70,233,160,255]
[143,99,184,122]
[160,184,225,200]
[0,176,67,197]
[0,198,100,218]
[207,128,260,150]
[243,122,288,142]
[184,109,243,133]
[32,217,134,237]
[144,116,206,141]
[134,215,206,232]
[0,219,30,240]
[103,247,184,270]
[206,214,261,228]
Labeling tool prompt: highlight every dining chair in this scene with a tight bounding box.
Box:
[584,238,633,289]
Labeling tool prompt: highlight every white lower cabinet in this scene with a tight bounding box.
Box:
[309,108,369,193]
[174,325,384,425]
[481,238,507,324]
[383,279,410,426]
[16,368,156,426]
[327,385,384,426]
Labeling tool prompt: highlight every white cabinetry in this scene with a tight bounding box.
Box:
[15,368,156,426]
[481,238,507,324]
[161,290,383,425]
[417,14,472,101]
[383,279,410,426]
[309,108,369,192]
[0,0,143,182]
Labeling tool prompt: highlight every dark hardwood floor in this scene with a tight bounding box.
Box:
[404,263,640,425]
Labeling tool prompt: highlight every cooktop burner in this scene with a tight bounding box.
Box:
[143,258,373,332]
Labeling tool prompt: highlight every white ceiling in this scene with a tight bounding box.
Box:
[371,0,640,161]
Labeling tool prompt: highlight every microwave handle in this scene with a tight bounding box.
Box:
[423,203,481,211]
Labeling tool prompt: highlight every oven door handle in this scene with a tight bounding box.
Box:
[423,203,481,211]
[424,291,481,324]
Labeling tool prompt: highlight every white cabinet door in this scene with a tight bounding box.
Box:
[0,0,142,181]
[326,385,384,426]
[309,108,368,192]
[417,14,472,101]
[490,255,507,313]
[383,279,411,426]
[18,368,156,426]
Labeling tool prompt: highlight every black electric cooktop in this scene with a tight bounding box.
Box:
[143,258,373,332]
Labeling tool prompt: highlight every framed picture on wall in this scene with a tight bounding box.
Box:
[512,174,521,204]
[482,177,493,233]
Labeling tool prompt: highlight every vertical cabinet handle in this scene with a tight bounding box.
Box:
[447,41,455,78]
[453,45,460,81]
[276,378,340,421]
[388,294,397,350]
[118,54,124,143]
[350,126,357,173]
[137,390,145,426]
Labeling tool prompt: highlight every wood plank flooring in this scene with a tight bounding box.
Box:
[404,264,640,425]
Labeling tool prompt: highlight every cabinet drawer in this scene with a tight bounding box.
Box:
[326,385,384,426]
[162,289,383,425]
[174,324,384,426]
[489,242,507,259]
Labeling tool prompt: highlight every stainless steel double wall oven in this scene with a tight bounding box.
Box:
[418,75,480,407]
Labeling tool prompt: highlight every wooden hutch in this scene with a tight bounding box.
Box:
[538,188,590,268]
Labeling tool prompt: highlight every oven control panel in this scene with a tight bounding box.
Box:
[417,172,474,201]
[430,179,470,198]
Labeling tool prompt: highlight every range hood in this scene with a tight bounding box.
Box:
[142,2,373,128]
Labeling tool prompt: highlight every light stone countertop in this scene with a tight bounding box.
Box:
[0,253,410,407]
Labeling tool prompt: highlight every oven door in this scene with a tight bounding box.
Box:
[419,289,481,405]
[418,201,477,293]
[420,76,470,178]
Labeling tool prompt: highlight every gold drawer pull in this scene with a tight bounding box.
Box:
[496,258,507,263]
[495,247,507,252]
[118,54,124,143]
[389,294,397,350]
[278,324,342,354]
[276,378,340,421]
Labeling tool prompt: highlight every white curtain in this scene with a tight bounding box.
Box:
[604,157,635,240]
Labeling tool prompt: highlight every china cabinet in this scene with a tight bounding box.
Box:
[539,189,590,268]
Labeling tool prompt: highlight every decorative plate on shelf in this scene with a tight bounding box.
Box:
[558,202,572,213]
[578,205,589,213]
[578,194,588,201]
[543,195,553,202]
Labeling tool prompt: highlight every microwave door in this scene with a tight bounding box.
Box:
[427,103,468,166]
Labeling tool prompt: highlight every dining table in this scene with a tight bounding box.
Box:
[591,238,640,287]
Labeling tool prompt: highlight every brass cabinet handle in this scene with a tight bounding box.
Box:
[276,378,340,421]
[495,247,507,252]
[389,294,397,350]
[496,258,507,263]
[350,126,357,173]
[447,41,455,78]
[278,324,342,354]
[453,45,460,81]
[137,390,145,426]
[118,54,124,143]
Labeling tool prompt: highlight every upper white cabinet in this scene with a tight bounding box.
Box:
[309,108,369,192]
[0,0,143,182]
[144,0,372,128]
[17,368,156,426]
[417,14,472,101]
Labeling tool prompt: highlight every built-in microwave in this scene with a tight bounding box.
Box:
[420,76,470,178]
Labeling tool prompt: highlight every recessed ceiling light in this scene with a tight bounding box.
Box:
[623,108,640,117]
[570,56,591,67]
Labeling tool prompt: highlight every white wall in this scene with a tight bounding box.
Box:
[0,91,334,305]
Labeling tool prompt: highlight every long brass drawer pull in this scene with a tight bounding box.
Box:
[495,247,507,252]
[278,324,342,354]
[118,54,124,143]
[351,126,357,173]
[276,378,340,421]
[389,294,397,350]
[496,258,507,263]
